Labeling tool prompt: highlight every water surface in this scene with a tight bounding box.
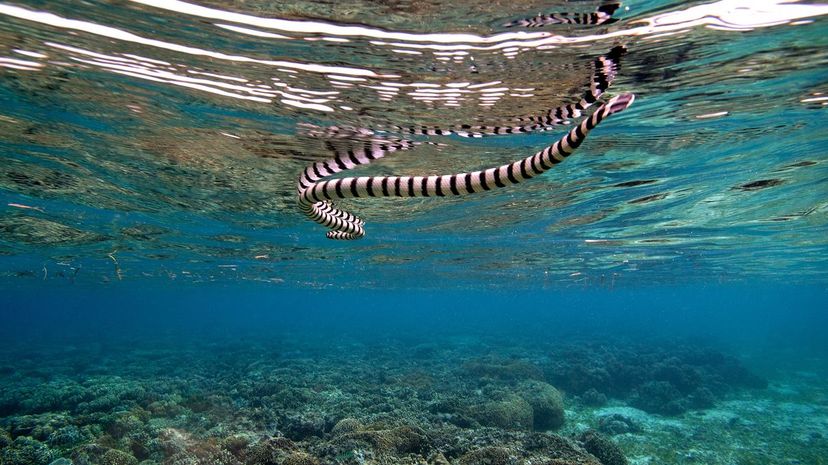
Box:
[1,0,826,287]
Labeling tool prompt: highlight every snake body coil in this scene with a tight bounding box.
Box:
[297,93,634,240]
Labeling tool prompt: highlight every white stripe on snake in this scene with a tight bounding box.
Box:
[297,93,635,240]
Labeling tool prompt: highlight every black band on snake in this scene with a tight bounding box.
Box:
[297,93,635,240]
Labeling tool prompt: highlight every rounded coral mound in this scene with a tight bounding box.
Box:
[330,418,363,436]
[469,395,533,430]
[517,380,566,431]
[340,425,431,455]
[579,430,628,465]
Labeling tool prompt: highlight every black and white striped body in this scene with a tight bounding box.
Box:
[297,93,635,240]
[503,3,620,28]
[385,46,625,139]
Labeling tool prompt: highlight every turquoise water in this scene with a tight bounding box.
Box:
[1,1,828,464]
[0,0,826,287]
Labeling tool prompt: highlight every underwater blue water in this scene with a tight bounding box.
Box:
[2,282,828,464]
[1,0,828,464]
[0,0,826,288]
[3,283,828,358]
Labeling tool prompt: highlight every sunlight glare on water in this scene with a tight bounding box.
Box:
[0,0,826,288]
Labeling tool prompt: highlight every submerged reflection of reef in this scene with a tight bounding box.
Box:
[0,216,107,246]
[0,335,806,465]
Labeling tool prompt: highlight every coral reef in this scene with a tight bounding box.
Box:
[596,414,640,436]
[100,448,138,465]
[544,342,767,415]
[468,395,533,430]
[247,436,297,465]
[580,389,608,407]
[1,428,11,448]
[578,431,627,465]
[330,418,363,436]
[0,335,805,465]
[281,452,320,465]
[0,436,58,465]
[516,381,565,431]
[456,446,512,465]
[461,358,543,382]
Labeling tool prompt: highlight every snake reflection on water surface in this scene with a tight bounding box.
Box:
[296,45,635,240]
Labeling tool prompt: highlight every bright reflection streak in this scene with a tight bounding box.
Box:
[0,56,43,70]
[645,0,823,29]
[130,0,828,50]
[43,41,342,107]
[70,56,273,102]
[696,111,729,119]
[467,81,503,89]
[0,57,43,67]
[281,99,334,112]
[13,49,47,59]
[1,0,825,114]
[0,3,396,78]
[130,0,551,44]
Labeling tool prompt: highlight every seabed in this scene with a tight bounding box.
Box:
[1,334,825,465]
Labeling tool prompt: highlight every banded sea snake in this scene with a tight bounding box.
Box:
[502,2,620,28]
[383,46,625,139]
[297,48,634,240]
[302,46,625,141]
